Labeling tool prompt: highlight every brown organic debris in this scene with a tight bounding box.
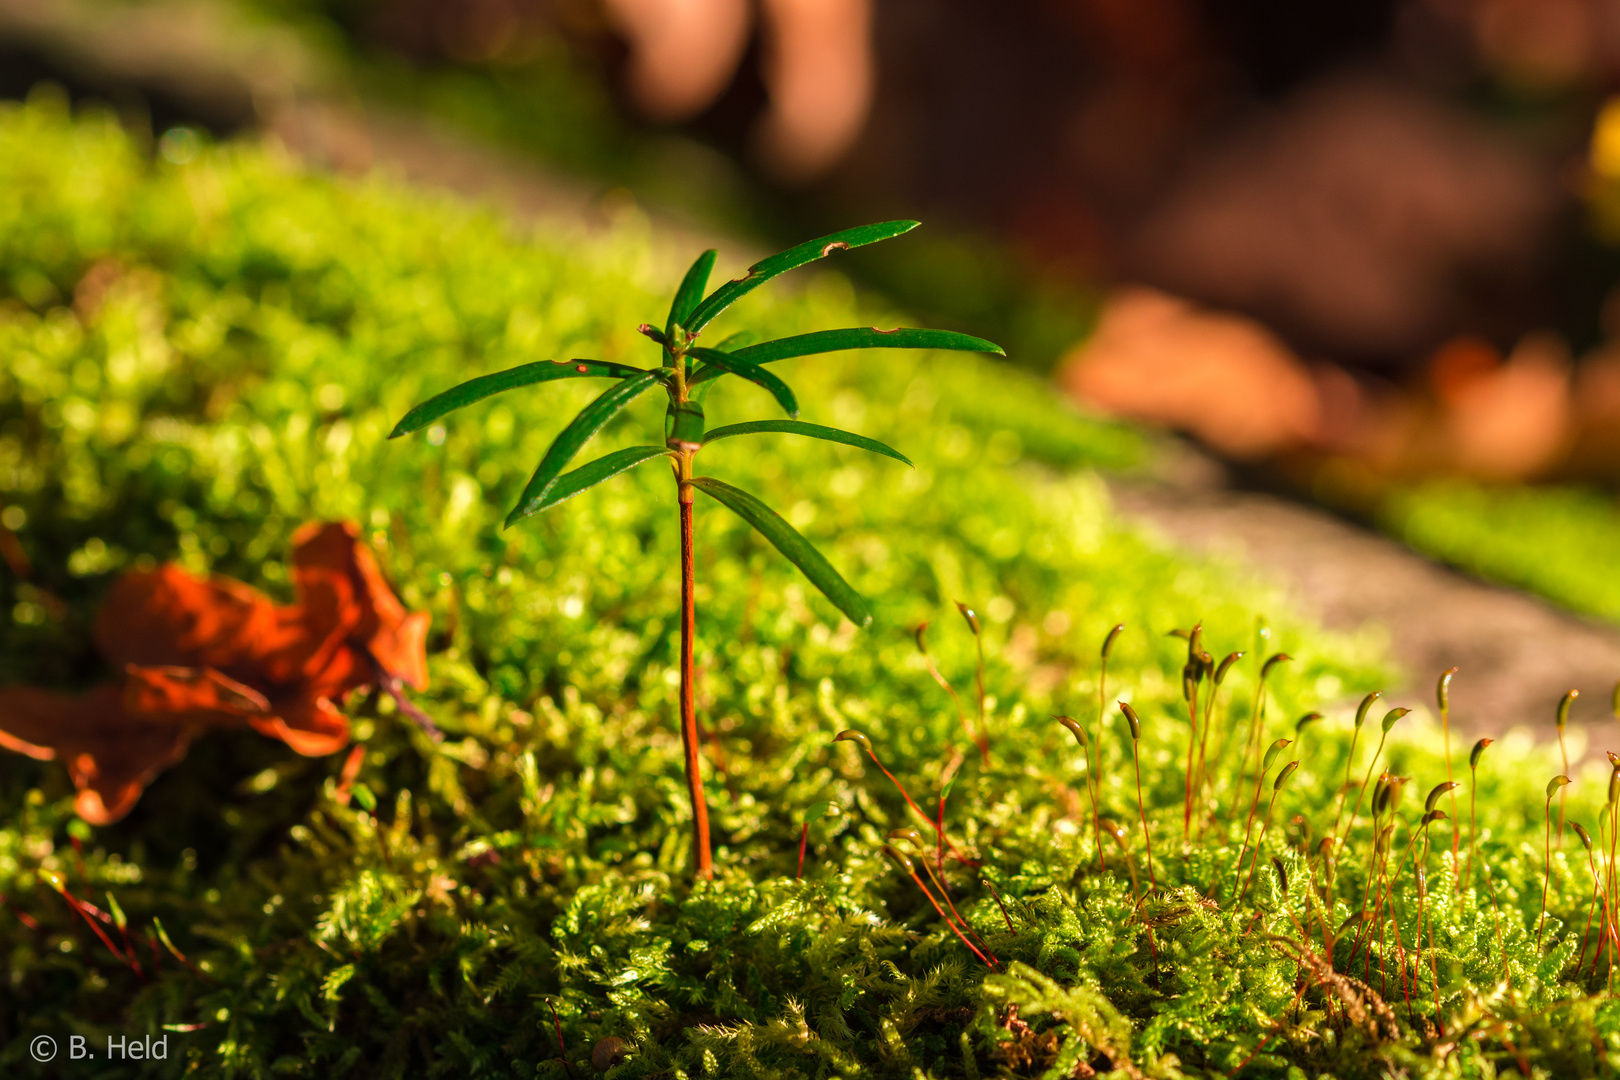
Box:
[0,522,429,823]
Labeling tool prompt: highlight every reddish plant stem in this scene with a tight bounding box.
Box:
[1131,740,1158,891]
[938,746,963,879]
[981,877,1016,932]
[1350,831,1396,973]
[367,649,442,741]
[678,485,712,880]
[863,747,976,866]
[902,863,996,968]
[920,632,983,766]
[1091,666,1109,873]
[1231,768,1270,892]
[915,852,994,960]
[1193,677,1218,834]
[1581,890,1599,971]
[1439,671,1459,869]
[1416,828,1441,1029]
[0,502,31,579]
[56,885,134,972]
[1182,688,1198,842]
[1241,789,1283,899]
[797,824,808,880]
[1464,766,1480,895]
[547,1001,577,1079]
[1538,793,1556,947]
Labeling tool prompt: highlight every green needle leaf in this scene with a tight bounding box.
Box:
[690,476,870,627]
[666,249,717,338]
[712,330,758,351]
[685,221,919,332]
[686,347,798,417]
[702,420,912,465]
[506,371,663,527]
[525,445,673,514]
[725,326,1004,368]
[390,359,651,439]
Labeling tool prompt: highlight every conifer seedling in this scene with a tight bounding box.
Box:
[392,222,1002,877]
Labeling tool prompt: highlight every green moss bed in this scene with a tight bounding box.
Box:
[3,94,1620,1078]
[1380,481,1620,628]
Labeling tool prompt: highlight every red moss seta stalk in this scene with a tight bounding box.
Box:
[1193,675,1216,832]
[1332,691,1383,842]
[548,1000,577,1080]
[836,731,975,866]
[916,623,984,766]
[1242,762,1299,899]
[1574,823,1618,992]
[885,847,996,969]
[937,745,964,878]
[796,824,809,880]
[1556,692,1578,848]
[1239,654,1290,820]
[1414,812,1446,1028]
[956,602,990,765]
[981,876,1017,932]
[1437,669,1460,868]
[1095,624,1123,864]
[1464,739,1493,895]
[891,829,988,954]
[48,875,133,971]
[1054,716,1104,874]
[1182,685,1199,842]
[1539,776,1571,948]
[1119,702,1157,892]
[1349,820,1397,974]
[1100,820,1141,902]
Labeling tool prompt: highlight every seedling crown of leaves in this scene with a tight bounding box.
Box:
[391,220,1003,876]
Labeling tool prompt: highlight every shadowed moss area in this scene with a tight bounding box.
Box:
[2,94,1617,1079]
